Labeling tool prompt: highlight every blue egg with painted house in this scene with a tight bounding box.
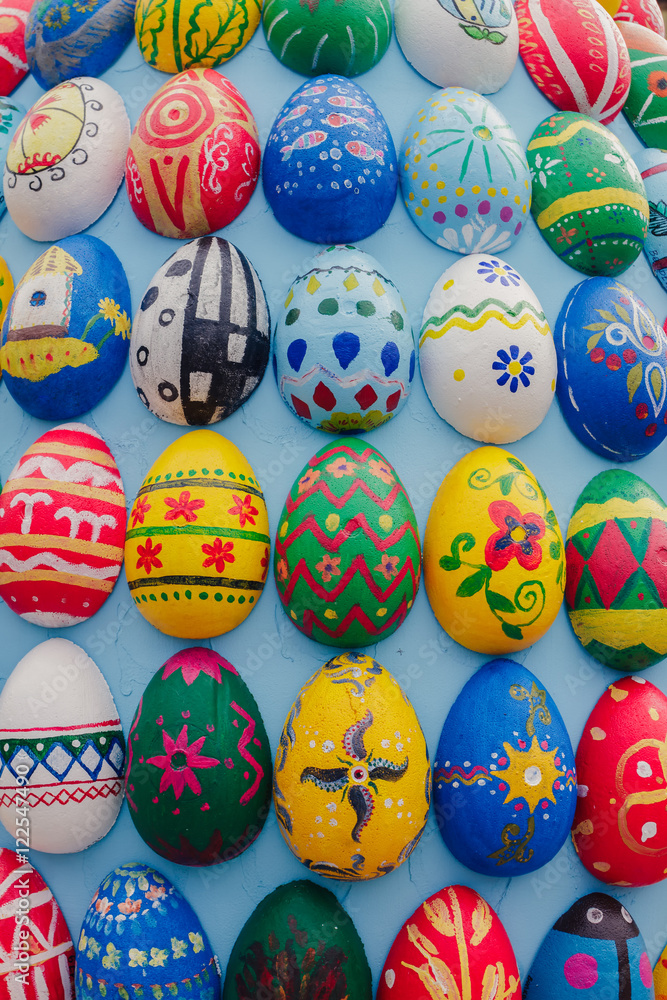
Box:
[635,147,667,296]
[555,277,667,461]
[273,244,415,432]
[0,235,131,420]
[26,0,135,89]
[263,75,398,244]
[400,86,531,255]
[0,97,24,218]
[75,861,221,1000]
[523,893,653,999]
[433,658,576,877]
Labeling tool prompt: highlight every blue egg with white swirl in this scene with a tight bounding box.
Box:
[263,75,397,244]
[555,277,667,461]
[433,658,576,877]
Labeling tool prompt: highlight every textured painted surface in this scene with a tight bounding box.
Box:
[136,0,261,73]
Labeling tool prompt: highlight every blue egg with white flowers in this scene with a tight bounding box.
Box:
[75,862,221,1000]
[523,893,653,999]
[433,658,576,877]
[262,75,397,244]
[555,277,667,461]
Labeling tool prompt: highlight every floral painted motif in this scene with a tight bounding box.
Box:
[131,495,151,527]
[277,557,289,582]
[326,455,359,478]
[164,490,205,522]
[319,410,392,433]
[368,458,394,484]
[492,345,534,392]
[201,537,235,572]
[316,554,341,582]
[298,468,320,493]
[146,724,220,799]
[228,493,258,527]
[477,259,520,286]
[260,546,269,581]
[485,501,545,573]
[375,554,400,580]
[136,538,162,574]
[300,710,408,842]
[648,70,667,97]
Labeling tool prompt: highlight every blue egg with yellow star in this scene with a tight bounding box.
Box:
[433,657,576,876]
[0,235,131,420]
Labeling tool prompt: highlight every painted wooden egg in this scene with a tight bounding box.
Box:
[419,253,556,443]
[620,21,667,148]
[0,638,125,853]
[400,87,530,255]
[555,277,667,460]
[615,0,665,36]
[274,438,421,646]
[3,78,129,242]
[566,470,667,671]
[273,651,431,881]
[376,884,521,1000]
[523,893,653,998]
[0,254,12,333]
[0,423,125,626]
[636,147,667,293]
[125,646,271,867]
[516,0,630,124]
[126,68,260,240]
[0,849,75,999]
[0,237,131,420]
[423,446,565,654]
[125,430,269,639]
[130,237,270,426]
[263,0,391,77]
[0,97,24,218]
[394,0,518,94]
[263,75,397,244]
[434,658,576,877]
[273,244,414,433]
[76,862,221,1000]
[136,0,260,73]
[572,675,667,886]
[26,0,135,89]
[0,0,33,95]
[526,112,648,277]
[656,941,667,998]
[222,880,372,999]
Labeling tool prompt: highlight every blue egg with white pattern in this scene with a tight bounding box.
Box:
[273,245,415,432]
[433,658,576,877]
[523,894,653,999]
[263,75,397,244]
[76,862,221,1000]
[400,86,531,254]
[26,0,135,89]
[555,276,667,461]
[635,147,667,296]
[0,98,24,218]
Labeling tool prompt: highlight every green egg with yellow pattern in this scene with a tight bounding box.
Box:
[526,111,649,276]
[125,646,272,866]
[565,469,667,670]
[274,437,421,646]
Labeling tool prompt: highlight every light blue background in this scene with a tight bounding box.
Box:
[1,7,667,991]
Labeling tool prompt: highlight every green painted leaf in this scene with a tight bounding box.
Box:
[499,474,514,496]
[440,555,460,571]
[546,509,558,528]
[627,362,643,403]
[456,569,488,598]
[501,621,523,640]
[596,309,616,323]
[506,457,525,471]
[487,30,507,42]
[112,879,121,897]
[461,22,484,37]
[615,302,631,323]
[586,332,604,352]
[486,590,515,613]
[651,366,663,404]
[583,322,608,331]
[549,540,561,560]
[556,561,563,586]
[135,0,169,67]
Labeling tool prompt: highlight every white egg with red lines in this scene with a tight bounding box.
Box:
[0,422,125,627]
[0,638,125,853]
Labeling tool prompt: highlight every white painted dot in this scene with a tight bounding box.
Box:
[453,781,459,788]
[398,799,404,806]
[524,766,542,787]
[36,743,43,751]
[326,802,336,812]
[396,743,403,751]
[381,740,390,748]
[642,821,657,842]
[491,753,498,759]
[464,761,471,768]
[32,596,38,602]
[577,784,589,797]
[317,831,324,838]
[329,818,337,827]
[543,813,549,820]
[72,740,80,748]
[395,732,400,738]
[315,815,322,824]
[397,813,402,819]
[385,970,395,989]
[322,740,334,753]
[100,737,106,745]
[637,760,652,778]
[309,740,316,748]
[384,798,393,808]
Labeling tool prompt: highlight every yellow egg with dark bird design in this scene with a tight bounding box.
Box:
[424,446,565,653]
[125,430,269,638]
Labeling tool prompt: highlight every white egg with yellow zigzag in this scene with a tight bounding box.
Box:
[419,253,556,444]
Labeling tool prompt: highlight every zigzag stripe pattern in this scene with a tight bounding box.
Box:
[420,298,549,346]
[0,780,122,808]
[434,764,493,786]
[284,512,419,553]
[281,554,419,604]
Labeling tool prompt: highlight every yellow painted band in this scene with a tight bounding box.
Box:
[536,188,648,231]
[420,310,551,345]
[527,118,611,150]
[0,570,114,591]
[568,498,666,536]
[569,609,667,651]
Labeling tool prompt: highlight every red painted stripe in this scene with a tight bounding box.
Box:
[641,161,667,179]
[3,719,121,733]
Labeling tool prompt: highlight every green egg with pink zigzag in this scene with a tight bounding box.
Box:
[274,437,422,646]
[125,646,271,866]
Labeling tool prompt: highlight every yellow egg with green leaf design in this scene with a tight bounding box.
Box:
[423,446,565,653]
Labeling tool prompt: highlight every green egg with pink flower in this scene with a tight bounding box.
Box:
[274,437,421,647]
[125,646,272,866]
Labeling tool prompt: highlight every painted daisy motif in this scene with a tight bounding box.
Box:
[492,345,534,392]
[477,258,520,286]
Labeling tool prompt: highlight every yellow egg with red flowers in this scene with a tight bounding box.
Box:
[423,446,565,654]
[125,429,269,638]
[273,651,431,881]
